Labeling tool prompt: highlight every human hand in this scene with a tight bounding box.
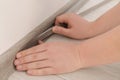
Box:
[53,13,94,39]
[14,42,83,76]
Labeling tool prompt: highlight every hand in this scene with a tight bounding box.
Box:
[53,13,94,39]
[14,42,83,76]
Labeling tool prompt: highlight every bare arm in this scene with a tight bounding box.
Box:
[14,3,120,76]
[53,3,120,39]
[90,3,120,37]
[79,25,120,67]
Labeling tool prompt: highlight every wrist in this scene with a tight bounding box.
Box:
[76,41,99,68]
[88,19,112,38]
[82,21,97,39]
[76,43,89,69]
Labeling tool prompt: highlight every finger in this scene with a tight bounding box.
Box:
[16,60,51,71]
[38,40,44,44]
[55,14,69,25]
[15,52,47,65]
[52,26,70,36]
[16,44,47,58]
[27,68,56,76]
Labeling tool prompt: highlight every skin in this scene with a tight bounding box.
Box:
[14,3,120,76]
[53,3,120,39]
[15,42,83,75]
[78,25,120,67]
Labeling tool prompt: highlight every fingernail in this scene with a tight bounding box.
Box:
[14,60,20,65]
[17,54,21,58]
[53,27,57,31]
[17,65,22,70]
[28,70,32,74]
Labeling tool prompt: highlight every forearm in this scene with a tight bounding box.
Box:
[89,3,120,37]
[80,25,120,67]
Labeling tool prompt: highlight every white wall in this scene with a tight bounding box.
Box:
[0,0,70,55]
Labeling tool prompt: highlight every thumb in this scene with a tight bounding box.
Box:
[38,40,44,44]
[52,26,69,36]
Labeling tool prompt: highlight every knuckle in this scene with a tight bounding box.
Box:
[68,13,76,19]
[57,28,63,32]
[20,58,26,63]
[56,16,61,20]
[22,64,28,70]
